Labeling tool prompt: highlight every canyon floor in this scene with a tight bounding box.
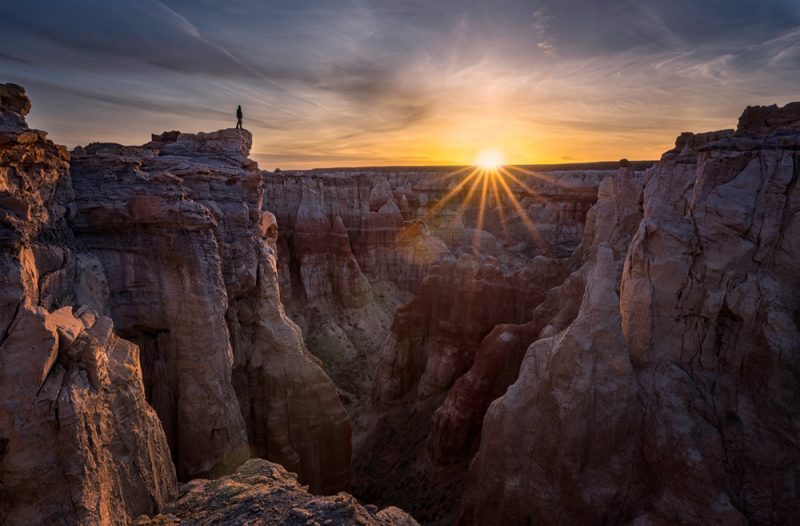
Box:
[1,83,799,525]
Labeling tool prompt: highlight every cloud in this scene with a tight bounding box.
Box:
[1,0,798,168]
[531,8,557,57]
[0,52,35,66]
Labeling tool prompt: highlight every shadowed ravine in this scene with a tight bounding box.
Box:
[1,83,799,525]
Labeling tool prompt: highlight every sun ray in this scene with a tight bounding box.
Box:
[405,162,553,256]
[440,165,478,181]
[496,171,548,250]
[472,171,491,254]
[505,165,561,187]
[430,168,481,214]
[455,168,485,217]
[489,171,510,240]
[499,167,543,199]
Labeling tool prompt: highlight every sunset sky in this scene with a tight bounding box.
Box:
[1,0,798,169]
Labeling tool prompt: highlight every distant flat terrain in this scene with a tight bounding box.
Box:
[283,160,658,174]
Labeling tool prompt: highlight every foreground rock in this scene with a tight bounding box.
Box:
[134,459,418,526]
[0,83,177,525]
[460,103,800,524]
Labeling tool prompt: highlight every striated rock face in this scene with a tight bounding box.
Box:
[134,459,418,526]
[263,169,604,401]
[338,170,614,524]
[374,254,569,405]
[429,168,645,470]
[0,84,177,525]
[460,103,800,525]
[69,129,351,491]
[264,173,454,398]
[69,135,250,481]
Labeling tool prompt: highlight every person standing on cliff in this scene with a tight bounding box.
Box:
[236,105,243,129]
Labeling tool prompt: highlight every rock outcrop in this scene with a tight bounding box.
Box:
[427,168,645,469]
[69,129,351,492]
[0,83,177,525]
[260,164,621,524]
[459,103,800,525]
[133,459,418,526]
[1,84,355,526]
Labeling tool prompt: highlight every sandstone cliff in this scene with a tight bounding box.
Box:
[459,103,800,525]
[350,167,633,523]
[1,83,356,525]
[0,83,177,525]
[69,129,351,493]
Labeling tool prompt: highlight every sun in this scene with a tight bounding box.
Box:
[475,148,505,170]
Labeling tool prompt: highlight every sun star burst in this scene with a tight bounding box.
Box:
[475,149,505,170]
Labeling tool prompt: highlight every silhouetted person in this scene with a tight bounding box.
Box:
[236,105,243,129]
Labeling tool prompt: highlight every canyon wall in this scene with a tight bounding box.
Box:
[69,129,351,493]
[263,168,607,400]
[0,84,177,525]
[460,103,800,525]
[263,166,618,523]
[0,84,355,525]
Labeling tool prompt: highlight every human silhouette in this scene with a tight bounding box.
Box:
[236,105,243,129]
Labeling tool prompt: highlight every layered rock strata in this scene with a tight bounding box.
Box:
[261,165,627,525]
[0,83,177,525]
[353,167,639,524]
[69,129,351,492]
[262,168,610,403]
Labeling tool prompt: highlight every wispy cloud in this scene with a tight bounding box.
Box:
[531,8,557,57]
[1,0,798,168]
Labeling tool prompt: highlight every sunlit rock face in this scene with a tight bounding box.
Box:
[69,129,351,492]
[0,84,177,525]
[460,103,800,525]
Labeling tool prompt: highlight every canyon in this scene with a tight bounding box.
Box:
[1,82,798,525]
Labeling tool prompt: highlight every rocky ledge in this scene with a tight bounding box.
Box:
[134,459,417,526]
